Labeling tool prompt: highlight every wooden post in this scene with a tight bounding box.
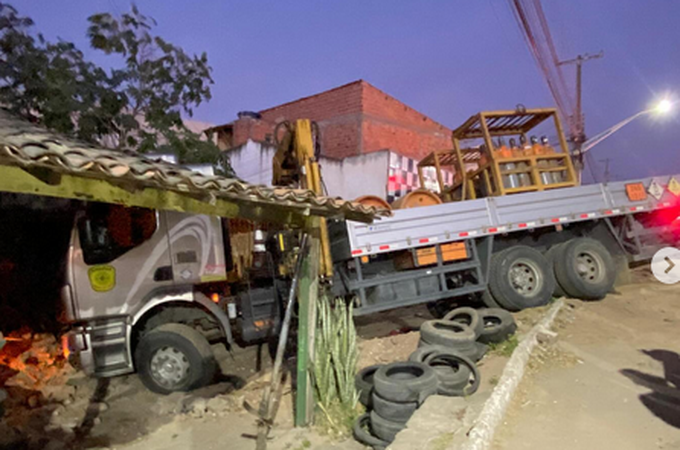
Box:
[295,218,320,427]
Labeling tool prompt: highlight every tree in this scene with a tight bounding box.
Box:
[0,3,232,174]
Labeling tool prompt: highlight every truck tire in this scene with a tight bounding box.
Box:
[135,323,216,394]
[477,309,517,344]
[544,244,567,298]
[481,290,503,308]
[373,362,438,404]
[414,346,473,387]
[442,307,484,338]
[487,246,556,311]
[371,392,418,423]
[370,410,406,443]
[354,413,390,450]
[424,351,480,396]
[419,320,476,347]
[553,238,615,300]
[417,338,487,362]
[356,365,382,408]
[408,342,489,370]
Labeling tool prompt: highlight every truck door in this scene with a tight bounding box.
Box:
[164,212,227,285]
[71,203,172,376]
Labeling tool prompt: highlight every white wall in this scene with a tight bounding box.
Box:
[227,140,277,186]
[320,151,389,200]
[224,140,389,200]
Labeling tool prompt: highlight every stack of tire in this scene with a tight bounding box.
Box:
[412,307,516,395]
[352,308,517,448]
[353,361,438,449]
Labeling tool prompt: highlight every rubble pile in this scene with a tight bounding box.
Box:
[0,330,76,401]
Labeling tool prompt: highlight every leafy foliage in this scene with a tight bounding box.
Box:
[0,3,230,173]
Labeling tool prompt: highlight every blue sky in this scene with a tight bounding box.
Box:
[17,1,680,182]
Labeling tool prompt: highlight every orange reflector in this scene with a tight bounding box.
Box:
[61,335,70,359]
[210,293,220,303]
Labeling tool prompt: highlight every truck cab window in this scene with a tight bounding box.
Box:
[78,204,157,265]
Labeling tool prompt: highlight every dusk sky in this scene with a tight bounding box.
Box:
[18,1,680,183]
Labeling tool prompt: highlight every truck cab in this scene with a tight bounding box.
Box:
[61,202,282,393]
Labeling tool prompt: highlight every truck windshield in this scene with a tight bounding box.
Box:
[78,203,157,265]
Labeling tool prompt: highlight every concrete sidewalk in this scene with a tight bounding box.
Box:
[492,282,680,450]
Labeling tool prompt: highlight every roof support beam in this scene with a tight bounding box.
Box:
[0,164,312,226]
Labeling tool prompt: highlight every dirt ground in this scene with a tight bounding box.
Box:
[492,270,680,450]
[0,299,548,450]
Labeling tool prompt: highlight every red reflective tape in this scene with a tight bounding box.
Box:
[351,249,362,255]
[379,245,390,250]
[605,210,613,215]
[488,227,498,233]
[580,213,589,219]
[518,223,527,228]
[459,232,469,237]
[419,238,429,244]
[551,218,560,223]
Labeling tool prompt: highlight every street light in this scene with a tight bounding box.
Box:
[581,98,674,154]
[656,99,672,114]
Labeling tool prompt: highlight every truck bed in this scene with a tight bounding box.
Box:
[347,174,680,256]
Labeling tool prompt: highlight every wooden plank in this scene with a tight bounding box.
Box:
[0,164,315,225]
[295,219,320,427]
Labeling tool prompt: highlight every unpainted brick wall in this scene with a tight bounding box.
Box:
[227,80,452,161]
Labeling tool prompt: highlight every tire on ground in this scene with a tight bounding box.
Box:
[477,308,517,344]
[413,346,473,387]
[370,410,406,443]
[487,246,556,311]
[417,338,487,362]
[424,351,480,396]
[353,413,390,449]
[419,320,476,347]
[373,362,438,404]
[553,238,615,300]
[544,243,567,298]
[135,323,216,395]
[355,364,382,408]
[371,392,418,423]
[442,307,484,338]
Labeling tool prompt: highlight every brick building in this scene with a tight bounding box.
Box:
[206,80,454,201]
[207,80,451,160]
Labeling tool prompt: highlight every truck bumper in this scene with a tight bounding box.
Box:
[62,327,96,376]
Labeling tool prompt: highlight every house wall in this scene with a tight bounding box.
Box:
[219,80,452,161]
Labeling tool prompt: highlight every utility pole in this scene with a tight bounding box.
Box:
[558,51,604,179]
[599,158,611,183]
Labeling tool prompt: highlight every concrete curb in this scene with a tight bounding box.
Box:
[459,299,564,450]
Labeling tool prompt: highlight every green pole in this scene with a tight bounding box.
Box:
[295,220,320,427]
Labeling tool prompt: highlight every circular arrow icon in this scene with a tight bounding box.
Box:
[651,247,680,284]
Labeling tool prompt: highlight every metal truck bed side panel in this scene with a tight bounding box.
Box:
[347,174,680,256]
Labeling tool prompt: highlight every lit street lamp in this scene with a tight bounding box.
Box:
[581,99,674,154]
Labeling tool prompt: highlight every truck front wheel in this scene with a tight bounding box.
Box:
[487,246,556,311]
[135,323,217,394]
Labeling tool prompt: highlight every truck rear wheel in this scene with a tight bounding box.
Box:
[487,246,556,311]
[135,323,216,394]
[544,243,567,298]
[553,238,615,300]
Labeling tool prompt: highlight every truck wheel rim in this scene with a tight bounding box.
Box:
[508,258,542,297]
[576,251,605,284]
[150,346,190,388]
